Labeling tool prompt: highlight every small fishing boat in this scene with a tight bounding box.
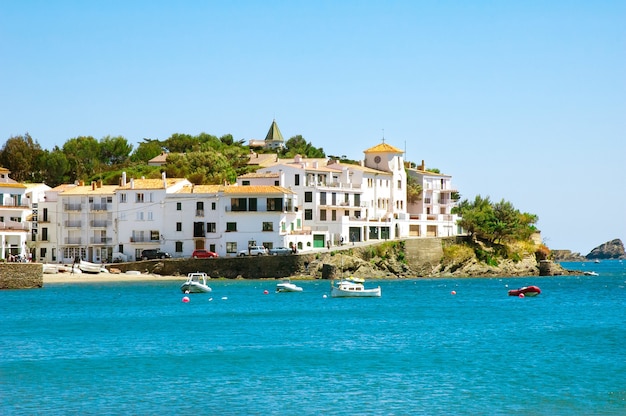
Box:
[276,279,303,293]
[331,279,381,298]
[583,271,599,276]
[508,285,541,297]
[180,272,212,293]
[79,260,105,274]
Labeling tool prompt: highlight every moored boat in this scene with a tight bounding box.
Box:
[331,279,381,298]
[180,272,212,293]
[276,279,303,292]
[508,285,541,297]
[79,260,105,274]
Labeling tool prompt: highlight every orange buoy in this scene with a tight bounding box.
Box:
[182,296,190,303]
[263,290,269,294]
[451,291,457,295]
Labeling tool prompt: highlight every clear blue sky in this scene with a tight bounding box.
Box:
[1,1,624,255]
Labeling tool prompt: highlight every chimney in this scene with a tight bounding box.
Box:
[421,160,425,171]
[91,181,96,190]
[162,171,167,189]
[130,178,134,189]
[97,180,102,188]
[122,172,127,186]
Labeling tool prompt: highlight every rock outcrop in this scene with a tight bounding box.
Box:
[586,239,626,260]
[551,250,586,262]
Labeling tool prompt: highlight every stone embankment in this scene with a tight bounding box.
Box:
[0,263,43,289]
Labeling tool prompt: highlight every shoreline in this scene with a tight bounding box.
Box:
[44,272,182,284]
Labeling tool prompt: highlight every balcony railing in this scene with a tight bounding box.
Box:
[89,203,110,211]
[64,220,82,227]
[90,220,112,227]
[64,203,83,211]
[0,221,30,230]
[64,237,82,245]
[90,237,112,244]
[0,202,29,208]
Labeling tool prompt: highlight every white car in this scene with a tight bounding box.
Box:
[238,246,268,256]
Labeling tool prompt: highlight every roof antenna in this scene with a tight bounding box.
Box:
[382,129,385,143]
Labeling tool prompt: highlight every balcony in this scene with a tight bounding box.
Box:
[0,221,30,231]
[90,220,112,228]
[89,203,110,211]
[64,220,82,228]
[90,237,113,244]
[64,237,82,245]
[64,203,83,211]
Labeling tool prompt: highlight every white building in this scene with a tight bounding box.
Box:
[406,160,461,237]
[0,167,49,261]
[165,183,304,256]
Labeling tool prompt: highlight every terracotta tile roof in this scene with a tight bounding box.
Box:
[60,184,118,195]
[239,172,280,178]
[176,184,294,195]
[364,142,403,153]
[118,178,187,190]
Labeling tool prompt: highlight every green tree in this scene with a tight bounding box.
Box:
[130,139,164,162]
[99,136,133,166]
[282,135,325,158]
[0,133,43,182]
[63,136,100,182]
[40,147,70,187]
[406,172,422,204]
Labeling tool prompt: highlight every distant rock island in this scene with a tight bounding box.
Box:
[552,238,626,261]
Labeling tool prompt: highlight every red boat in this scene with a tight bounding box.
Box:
[508,285,541,297]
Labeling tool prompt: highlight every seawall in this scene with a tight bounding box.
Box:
[0,263,44,289]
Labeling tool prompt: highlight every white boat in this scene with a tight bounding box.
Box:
[584,271,599,276]
[331,279,381,298]
[43,264,59,274]
[180,272,212,293]
[79,260,104,274]
[276,279,303,293]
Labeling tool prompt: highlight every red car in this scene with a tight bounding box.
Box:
[192,249,218,259]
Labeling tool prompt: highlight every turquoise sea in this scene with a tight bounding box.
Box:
[2,260,625,415]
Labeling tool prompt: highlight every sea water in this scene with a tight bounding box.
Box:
[1,261,625,415]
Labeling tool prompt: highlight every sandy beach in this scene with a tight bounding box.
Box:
[43,272,182,284]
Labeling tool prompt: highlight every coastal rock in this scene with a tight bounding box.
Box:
[551,250,586,262]
[586,239,626,260]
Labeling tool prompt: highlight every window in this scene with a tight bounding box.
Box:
[226,242,237,254]
[175,241,183,252]
[42,228,48,241]
[332,193,337,205]
[354,194,361,207]
[398,180,402,189]
[211,202,216,210]
[332,210,337,221]
[151,231,160,241]
[176,222,182,231]
[295,174,300,186]
[207,222,216,233]
[231,198,247,212]
[194,222,205,238]
[226,222,237,232]
[305,209,313,220]
[344,193,349,204]
[248,198,257,212]
[177,202,182,210]
[267,198,283,212]
[305,192,313,203]
[196,201,204,216]
[136,193,144,203]
[274,180,279,186]
[136,212,144,221]
[320,210,327,221]
[120,193,127,203]
[147,211,153,221]
[242,180,250,186]
[320,192,327,205]
[262,222,273,231]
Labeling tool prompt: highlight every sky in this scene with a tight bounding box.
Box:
[1,1,625,255]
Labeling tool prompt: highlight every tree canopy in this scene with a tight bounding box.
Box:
[452,195,538,243]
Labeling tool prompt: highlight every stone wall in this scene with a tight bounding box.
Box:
[0,263,43,289]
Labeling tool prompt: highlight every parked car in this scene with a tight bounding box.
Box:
[269,247,291,256]
[111,252,128,263]
[192,249,218,259]
[238,245,268,256]
[140,249,172,260]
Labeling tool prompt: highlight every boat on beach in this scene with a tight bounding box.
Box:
[180,272,212,293]
[79,260,106,274]
[508,285,541,297]
[276,279,303,293]
[331,279,381,298]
